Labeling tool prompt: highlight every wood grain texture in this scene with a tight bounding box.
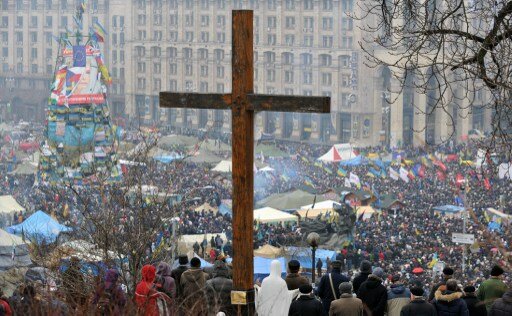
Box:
[159,93,232,110]
[248,94,330,113]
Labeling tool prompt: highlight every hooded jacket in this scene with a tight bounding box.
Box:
[400,298,437,316]
[155,262,176,299]
[135,265,160,316]
[205,262,234,316]
[490,289,512,316]
[317,269,350,314]
[289,294,324,316]
[93,269,126,316]
[353,272,371,293]
[357,274,388,316]
[180,267,208,314]
[171,264,188,299]
[285,273,310,291]
[387,284,411,316]
[462,293,487,316]
[433,290,469,316]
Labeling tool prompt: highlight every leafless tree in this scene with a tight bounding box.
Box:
[358,0,512,157]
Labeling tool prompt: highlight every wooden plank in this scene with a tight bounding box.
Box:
[159,92,232,110]
[231,10,255,298]
[248,94,330,113]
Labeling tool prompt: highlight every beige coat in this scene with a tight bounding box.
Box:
[329,293,364,316]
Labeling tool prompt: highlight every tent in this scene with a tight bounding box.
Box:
[185,150,223,164]
[254,244,285,259]
[56,240,120,262]
[212,160,232,173]
[6,210,72,243]
[317,144,358,162]
[355,206,377,220]
[286,246,336,269]
[0,195,26,227]
[339,156,367,167]
[257,190,329,211]
[194,203,218,215]
[433,205,465,218]
[254,207,298,225]
[0,229,31,270]
[297,200,340,219]
[258,166,275,172]
[177,233,227,254]
[253,256,287,280]
[485,208,511,224]
[218,203,232,216]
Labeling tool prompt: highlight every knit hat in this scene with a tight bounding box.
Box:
[442,267,454,276]
[372,267,385,280]
[339,282,353,294]
[178,255,189,265]
[410,287,424,297]
[391,274,401,283]
[299,284,313,294]
[331,260,342,269]
[463,285,476,293]
[491,265,504,276]
[360,260,372,273]
[288,260,300,272]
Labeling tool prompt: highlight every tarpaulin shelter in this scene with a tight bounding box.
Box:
[0,195,25,227]
[257,190,329,211]
[254,207,298,225]
[297,200,340,219]
[317,144,358,162]
[355,206,377,220]
[253,256,287,280]
[218,203,232,216]
[339,156,367,167]
[0,229,31,270]
[433,205,465,218]
[6,211,72,243]
[286,246,336,269]
[254,244,285,259]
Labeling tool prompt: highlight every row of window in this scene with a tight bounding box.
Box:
[0,15,100,29]
[1,0,99,11]
[136,0,354,12]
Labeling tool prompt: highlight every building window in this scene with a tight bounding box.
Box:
[154,79,161,91]
[31,64,38,73]
[304,0,314,10]
[153,63,161,74]
[169,80,177,91]
[267,0,276,10]
[216,83,224,93]
[17,48,23,58]
[1,17,8,28]
[341,0,354,12]
[267,34,276,45]
[168,47,177,59]
[322,17,333,30]
[285,0,294,10]
[1,47,7,57]
[216,32,226,43]
[30,16,38,28]
[303,35,313,47]
[342,18,354,31]
[285,35,295,46]
[323,0,333,10]
[185,64,193,76]
[284,70,294,83]
[201,0,209,9]
[16,17,23,28]
[169,63,177,75]
[301,53,312,66]
[60,16,68,28]
[137,62,146,72]
[282,52,294,65]
[200,32,209,42]
[45,16,52,28]
[169,31,178,42]
[170,15,178,26]
[214,49,224,61]
[200,65,208,77]
[137,78,146,90]
[200,82,208,92]
[341,75,351,87]
[185,14,194,26]
[267,17,277,29]
[185,32,194,42]
[304,17,314,31]
[31,0,38,10]
[1,32,7,42]
[285,17,295,29]
[217,0,225,9]
[216,66,224,78]
[285,88,294,95]
[198,49,208,60]
[201,15,210,27]
[30,32,37,43]
[322,73,332,85]
[320,54,332,67]
[183,48,192,60]
[339,55,351,68]
[267,69,275,82]
[169,0,178,9]
[303,71,312,84]
[185,81,193,91]
[341,93,351,108]
[217,15,226,27]
[322,36,333,48]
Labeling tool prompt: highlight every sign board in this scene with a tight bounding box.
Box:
[433,261,446,274]
[452,233,475,244]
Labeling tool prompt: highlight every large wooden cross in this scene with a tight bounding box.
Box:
[160,10,330,309]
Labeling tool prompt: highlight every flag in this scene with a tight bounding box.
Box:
[389,167,399,180]
[412,164,421,177]
[304,177,315,188]
[366,172,375,178]
[323,166,333,175]
[455,173,465,187]
[408,170,415,181]
[380,168,387,179]
[344,178,351,188]
[369,167,381,178]
[421,156,432,168]
[357,210,365,221]
[301,156,310,164]
[93,20,107,42]
[72,45,87,67]
[280,174,289,182]
[436,170,446,181]
[337,166,347,177]
[418,165,426,178]
[73,15,83,30]
[349,173,361,189]
[399,167,410,183]
[484,178,491,190]
[434,160,447,172]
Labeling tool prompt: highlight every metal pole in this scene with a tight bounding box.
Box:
[461,188,467,276]
[312,246,316,284]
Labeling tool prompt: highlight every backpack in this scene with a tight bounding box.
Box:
[96,287,113,315]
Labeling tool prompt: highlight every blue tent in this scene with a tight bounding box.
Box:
[286,246,337,268]
[6,211,72,243]
[218,203,232,216]
[433,205,464,216]
[153,153,184,164]
[254,256,287,280]
[339,156,367,167]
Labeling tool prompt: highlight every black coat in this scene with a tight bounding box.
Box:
[316,270,350,314]
[462,294,487,316]
[353,272,371,293]
[356,275,388,316]
[400,299,437,316]
[170,265,188,299]
[205,272,234,316]
[433,291,469,316]
[490,290,512,316]
[289,295,324,316]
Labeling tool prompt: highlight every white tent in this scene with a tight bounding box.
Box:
[0,196,25,227]
[355,206,377,221]
[300,200,339,210]
[0,229,31,270]
[212,160,232,173]
[317,143,358,162]
[258,166,275,172]
[297,200,340,219]
[254,207,298,225]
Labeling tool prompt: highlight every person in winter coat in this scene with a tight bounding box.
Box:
[135,265,163,316]
[61,256,87,310]
[400,287,437,316]
[193,241,200,255]
[490,289,512,316]
[155,262,176,306]
[353,260,372,294]
[429,267,454,302]
[92,269,126,316]
[462,286,486,316]
[181,257,208,315]
[317,258,323,278]
[329,282,363,316]
[432,279,469,316]
[171,255,189,301]
[0,289,12,316]
[357,267,388,316]
[477,265,508,312]
[205,260,234,316]
[387,274,411,316]
[317,260,350,314]
[289,284,323,316]
[285,260,309,290]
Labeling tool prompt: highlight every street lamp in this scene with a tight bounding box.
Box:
[307,232,320,284]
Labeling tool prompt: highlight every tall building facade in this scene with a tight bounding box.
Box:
[0,0,494,147]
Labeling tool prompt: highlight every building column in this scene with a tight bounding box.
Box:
[413,90,427,147]
[372,76,385,146]
[389,78,403,148]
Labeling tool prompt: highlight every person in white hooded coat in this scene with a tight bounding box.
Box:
[255,260,299,316]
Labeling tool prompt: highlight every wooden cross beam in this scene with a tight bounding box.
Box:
[160,10,330,310]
